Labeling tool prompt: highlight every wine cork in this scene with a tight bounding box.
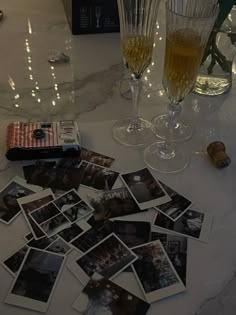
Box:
[207,141,231,168]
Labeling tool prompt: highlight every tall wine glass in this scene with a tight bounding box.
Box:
[113,0,161,147]
[144,0,219,173]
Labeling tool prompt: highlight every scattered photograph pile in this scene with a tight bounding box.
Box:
[0,147,214,313]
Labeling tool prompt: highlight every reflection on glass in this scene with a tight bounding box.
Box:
[142,21,165,96]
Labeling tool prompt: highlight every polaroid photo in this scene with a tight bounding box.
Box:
[26,166,84,191]
[131,240,185,303]
[68,233,137,285]
[23,162,56,181]
[23,165,36,182]
[57,147,114,169]
[72,277,150,315]
[77,185,100,205]
[0,176,41,224]
[52,188,94,223]
[27,235,58,250]
[17,189,55,239]
[34,161,56,168]
[62,200,94,223]
[121,168,171,210]
[155,181,192,221]
[52,189,66,198]
[71,219,113,253]
[57,220,91,243]
[45,237,71,255]
[80,147,115,168]
[112,220,151,248]
[37,213,71,238]
[2,235,59,277]
[18,189,54,213]
[2,245,29,276]
[151,232,188,285]
[58,223,83,243]
[88,187,142,221]
[24,232,33,241]
[5,248,65,313]
[153,208,214,242]
[73,218,151,251]
[30,202,61,225]
[53,189,81,211]
[26,218,45,240]
[78,161,119,191]
[86,214,103,227]
[56,157,81,169]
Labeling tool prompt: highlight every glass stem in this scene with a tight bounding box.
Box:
[129,75,142,130]
[172,102,182,129]
[160,102,181,159]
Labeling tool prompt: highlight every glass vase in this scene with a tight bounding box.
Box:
[194,29,236,96]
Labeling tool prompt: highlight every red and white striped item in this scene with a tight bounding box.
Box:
[7,122,59,150]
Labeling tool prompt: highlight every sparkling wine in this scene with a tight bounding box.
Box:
[163,30,204,101]
[122,35,153,78]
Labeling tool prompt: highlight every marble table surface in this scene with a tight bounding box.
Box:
[0,1,236,315]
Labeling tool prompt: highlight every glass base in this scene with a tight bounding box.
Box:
[113,118,153,147]
[194,73,232,96]
[152,114,193,142]
[144,142,188,173]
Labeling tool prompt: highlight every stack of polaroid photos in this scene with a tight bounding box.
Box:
[0,147,214,314]
[1,186,93,313]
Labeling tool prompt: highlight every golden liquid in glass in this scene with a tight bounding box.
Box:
[163,30,204,101]
[122,35,153,78]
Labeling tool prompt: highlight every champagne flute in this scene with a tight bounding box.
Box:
[113,0,161,147]
[144,0,219,173]
[95,6,101,28]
